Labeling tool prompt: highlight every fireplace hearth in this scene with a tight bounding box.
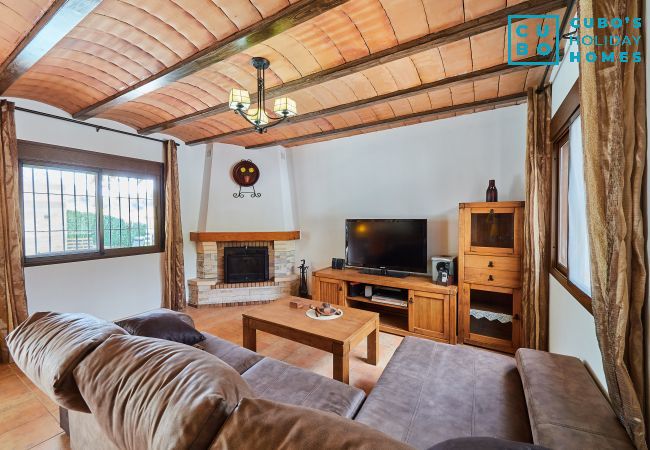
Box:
[224,246,269,283]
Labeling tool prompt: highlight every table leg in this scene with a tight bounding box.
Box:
[333,343,350,384]
[242,317,257,351]
[367,322,379,366]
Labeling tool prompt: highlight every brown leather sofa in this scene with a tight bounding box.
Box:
[7,310,634,450]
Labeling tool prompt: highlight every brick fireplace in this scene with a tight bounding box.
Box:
[188,231,300,307]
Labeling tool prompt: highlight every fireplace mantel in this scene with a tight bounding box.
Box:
[190,231,300,242]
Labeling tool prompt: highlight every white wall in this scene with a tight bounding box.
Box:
[202,143,295,232]
[9,99,205,321]
[546,40,606,387]
[288,105,527,274]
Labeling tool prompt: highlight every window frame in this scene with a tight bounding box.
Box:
[550,81,592,314]
[18,140,165,266]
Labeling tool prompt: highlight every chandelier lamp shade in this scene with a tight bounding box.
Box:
[228,57,297,133]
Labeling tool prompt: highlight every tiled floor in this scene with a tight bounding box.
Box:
[0,303,403,450]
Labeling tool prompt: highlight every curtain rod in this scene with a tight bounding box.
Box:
[14,106,181,146]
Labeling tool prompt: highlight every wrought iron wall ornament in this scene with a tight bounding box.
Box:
[232,160,261,198]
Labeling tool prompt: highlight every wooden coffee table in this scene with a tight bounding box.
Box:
[242,297,379,384]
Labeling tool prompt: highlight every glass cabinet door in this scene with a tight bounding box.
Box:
[467,207,517,253]
[467,287,514,344]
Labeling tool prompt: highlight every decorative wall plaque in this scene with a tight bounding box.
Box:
[232,159,261,198]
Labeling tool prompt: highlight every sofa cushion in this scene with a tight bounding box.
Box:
[116,309,205,346]
[6,311,126,412]
[516,349,634,449]
[210,397,414,450]
[73,334,254,450]
[429,437,549,450]
[355,337,531,449]
[242,357,365,418]
[201,332,264,374]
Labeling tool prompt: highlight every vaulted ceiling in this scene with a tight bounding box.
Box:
[0,0,569,148]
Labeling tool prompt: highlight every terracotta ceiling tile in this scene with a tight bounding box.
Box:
[239,45,302,84]
[463,0,506,20]
[338,72,378,100]
[409,49,446,84]
[248,0,291,17]
[473,76,500,100]
[341,0,397,53]
[450,82,475,104]
[362,65,399,95]
[0,0,53,63]
[310,8,371,61]
[170,0,239,40]
[210,0,263,30]
[386,98,413,117]
[263,33,322,76]
[321,114,350,129]
[524,67,545,90]
[379,0,429,43]
[438,38,472,76]
[471,27,506,70]
[498,71,528,96]
[352,105,380,123]
[370,103,396,120]
[384,58,422,90]
[421,0,464,32]
[407,92,433,113]
[286,23,345,69]
[427,89,453,109]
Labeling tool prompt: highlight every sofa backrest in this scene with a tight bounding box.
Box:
[74,334,253,450]
[6,311,126,412]
[516,349,634,449]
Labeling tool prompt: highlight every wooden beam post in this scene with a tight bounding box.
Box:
[139,0,567,136]
[72,0,351,120]
[243,93,528,149]
[0,0,102,94]
[187,53,554,146]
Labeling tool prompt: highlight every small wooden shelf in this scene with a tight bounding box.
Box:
[347,295,407,310]
[190,231,300,242]
[379,313,409,335]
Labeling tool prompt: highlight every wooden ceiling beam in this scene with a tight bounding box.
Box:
[72,0,351,120]
[243,93,527,149]
[0,0,102,94]
[186,53,554,146]
[139,0,567,136]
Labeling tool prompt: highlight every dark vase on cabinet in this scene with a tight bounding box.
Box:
[486,180,498,202]
[458,201,524,354]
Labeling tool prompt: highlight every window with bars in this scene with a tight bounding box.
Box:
[19,141,164,265]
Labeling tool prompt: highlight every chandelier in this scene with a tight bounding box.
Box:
[228,57,297,133]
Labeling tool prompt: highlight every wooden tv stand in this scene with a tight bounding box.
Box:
[312,268,457,344]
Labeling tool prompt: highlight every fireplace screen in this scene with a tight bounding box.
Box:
[224,247,269,283]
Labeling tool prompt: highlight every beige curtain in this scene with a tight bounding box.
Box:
[163,140,186,311]
[578,0,647,448]
[522,86,552,351]
[0,100,27,363]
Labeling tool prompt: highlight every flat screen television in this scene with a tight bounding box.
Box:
[345,219,427,274]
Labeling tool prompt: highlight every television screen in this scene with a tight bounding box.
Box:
[345,219,427,274]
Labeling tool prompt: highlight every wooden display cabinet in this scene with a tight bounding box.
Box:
[312,267,457,344]
[458,202,524,353]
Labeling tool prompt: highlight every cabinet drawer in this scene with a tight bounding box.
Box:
[464,255,520,272]
[464,268,521,288]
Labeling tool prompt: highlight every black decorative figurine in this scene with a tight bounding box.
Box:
[486,179,498,202]
[298,259,309,298]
